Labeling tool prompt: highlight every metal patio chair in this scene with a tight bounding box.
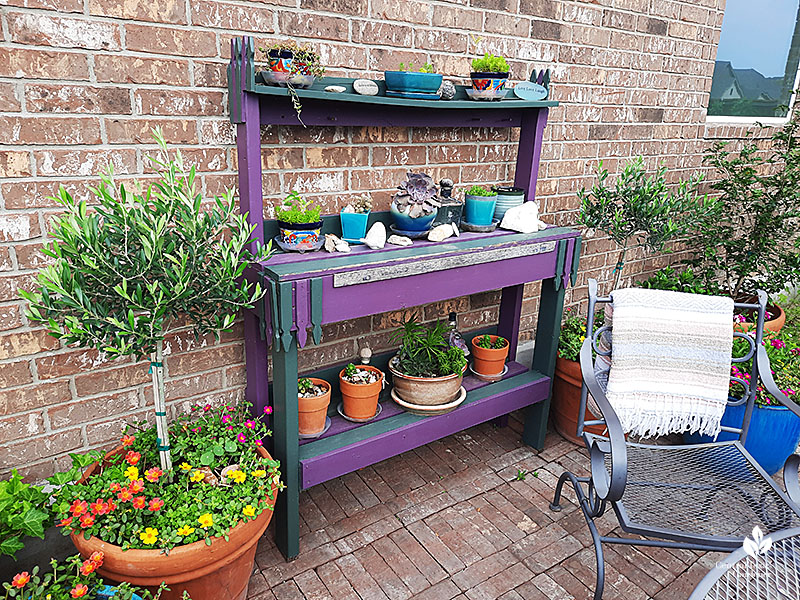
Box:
[549,279,800,599]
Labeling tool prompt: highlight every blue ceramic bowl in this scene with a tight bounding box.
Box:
[464,195,498,227]
[384,71,443,94]
[390,203,436,232]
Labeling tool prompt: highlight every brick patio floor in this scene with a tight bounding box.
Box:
[248,415,723,600]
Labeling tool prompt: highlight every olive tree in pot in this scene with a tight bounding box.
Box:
[388,320,467,407]
[20,129,280,600]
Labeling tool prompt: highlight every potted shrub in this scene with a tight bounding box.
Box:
[340,194,372,241]
[19,129,278,600]
[470,334,509,377]
[388,320,468,406]
[275,190,323,252]
[339,363,384,420]
[469,53,510,97]
[463,185,498,226]
[298,377,331,435]
[384,62,442,95]
[390,172,441,234]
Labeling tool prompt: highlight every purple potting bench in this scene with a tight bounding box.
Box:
[228,36,580,560]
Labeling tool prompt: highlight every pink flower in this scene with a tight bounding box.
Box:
[734,314,746,323]
[226,425,234,430]
[203,404,211,412]
[221,414,232,424]
[792,348,800,356]
[255,439,263,446]
[770,339,786,349]
[263,406,273,415]
[766,311,773,320]
[237,432,247,443]
[191,426,202,433]
[245,420,255,429]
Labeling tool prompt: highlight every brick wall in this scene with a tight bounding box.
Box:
[0,0,758,479]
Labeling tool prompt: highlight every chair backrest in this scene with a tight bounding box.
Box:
[577,279,769,444]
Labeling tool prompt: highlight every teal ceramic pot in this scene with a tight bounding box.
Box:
[277,220,323,250]
[390,203,436,232]
[384,71,443,94]
[464,194,498,226]
[340,211,370,240]
[470,72,509,91]
[493,186,525,220]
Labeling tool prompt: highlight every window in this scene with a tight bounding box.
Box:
[709,0,800,120]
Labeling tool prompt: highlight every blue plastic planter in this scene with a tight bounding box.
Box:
[464,194,498,226]
[384,71,443,93]
[340,211,370,240]
[390,203,436,232]
[684,402,800,475]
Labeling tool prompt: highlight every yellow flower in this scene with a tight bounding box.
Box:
[139,527,158,545]
[124,466,139,481]
[176,525,195,536]
[250,469,266,479]
[242,505,256,517]
[189,471,205,483]
[198,513,213,528]
[179,462,192,471]
[228,470,246,484]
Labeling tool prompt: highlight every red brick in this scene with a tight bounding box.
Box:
[135,89,225,116]
[0,360,33,388]
[0,116,101,145]
[0,428,82,469]
[74,361,150,397]
[0,305,24,332]
[190,0,274,32]
[165,370,223,400]
[125,24,217,57]
[167,344,243,377]
[0,151,31,178]
[106,118,198,144]
[7,12,121,50]
[35,149,136,177]
[432,5,482,30]
[306,147,369,169]
[352,21,413,46]
[0,381,71,416]
[0,48,89,81]
[193,61,227,87]
[95,55,189,85]
[0,273,37,302]
[49,389,140,430]
[279,13,349,41]
[261,148,304,170]
[0,84,21,112]
[0,410,43,445]
[301,0,365,14]
[35,348,115,379]
[4,0,83,11]
[89,0,185,23]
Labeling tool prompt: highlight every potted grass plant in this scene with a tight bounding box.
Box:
[339,363,384,420]
[19,129,280,600]
[463,185,498,226]
[298,377,331,435]
[275,190,323,252]
[470,334,509,377]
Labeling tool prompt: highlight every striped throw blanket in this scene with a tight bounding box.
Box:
[605,288,734,438]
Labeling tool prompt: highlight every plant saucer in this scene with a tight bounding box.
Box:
[390,387,467,416]
[465,88,509,101]
[389,225,431,239]
[299,417,331,439]
[274,235,325,253]
[468,363,508,383]
[460,219,500,233]
[337,401,382,423]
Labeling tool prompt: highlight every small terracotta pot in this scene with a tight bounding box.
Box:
[734,303,786,334]
[389,357,464,406]
[298,378,331,435]
[471,335,510,376]
[339,366,384,420]
[552,357,606,445]
[71,446,278,600]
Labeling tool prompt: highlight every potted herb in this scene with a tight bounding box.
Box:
[469,53,510,99]
[19,129,277,600]
[290,44,325,89]
[470,334,509,377]
[384,62,442,95]
[390,172,441,234]
[339,363,384,420]
[275,190,323,252]
[463,185,498,226]
[388,320,468,407]
[298,377,331,435]
[637,266,716,296]
[340,194,372,241]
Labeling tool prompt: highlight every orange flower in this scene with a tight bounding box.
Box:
[79,514,95,528]
[125,451,141,466]
[106,499,117,512]
[89,551,104,567]
[11,572,30,588]
[79,560,97,576]
[71,583,89,598]
[90,498,110,515]
[129,479,145,493]
[145,467,163,482]
[132,496,146,509]
[109,482,121,493]
[117,487,133,502]
[70,500,88,516]
[148,497,164,512]
[57,517,73,528]
[121,434,135,446]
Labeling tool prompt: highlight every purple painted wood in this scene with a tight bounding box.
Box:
[299,361,529,446]
[497,285,524,362]
[294,279,310,348]
[300,376,550,489]
[237,92,265,251]
[514,108,549,203]
[244,309,270,419]
[320,251,557,324]
[563,237,575,290]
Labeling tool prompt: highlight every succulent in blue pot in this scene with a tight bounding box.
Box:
[390,172,441,233]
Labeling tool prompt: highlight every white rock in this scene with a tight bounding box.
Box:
[500,202,540,234]
[387,234,413,247]
[361,222,386,249]
[335,238,351,253]
[341,204,355,213]
[324,85,346,93]
[451,223,460,237]
[538,219,548,230]
[353,79,379,96]
[427,223,455,242]
[324,234,338,253]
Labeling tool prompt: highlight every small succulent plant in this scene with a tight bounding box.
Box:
[392,172,441,219]
[343,194,372,214]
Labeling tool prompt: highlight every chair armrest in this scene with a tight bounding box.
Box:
[580,338,628,503]
[757,346,800,419]
[784,454,800,505]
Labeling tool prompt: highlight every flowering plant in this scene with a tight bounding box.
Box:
[732,330,800,407]
[558,310,605,362]
[52,401,282,551]
[3,553,164,599]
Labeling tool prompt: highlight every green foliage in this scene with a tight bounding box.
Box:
[275,190,322,224]
[471,53,509,73]
[637,266,717,296]
[20,128,269,360]
[390,320,467,377]
[465,185,496,197]
[297,378,315,395]
[514,469,528,481]
[0,471,52,559]
[398,62,435,73]
[475,334,507,350]
[292,45,326,78]
[344,363,357,378]
[51,401,282,551]
[688,119,800,298]
[558,309,605,362]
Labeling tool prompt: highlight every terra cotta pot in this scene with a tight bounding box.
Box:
[389,356,464,406]
[734,303,786,335]
[470,335,510,377]
[551,357,606,445]
[339,365,384,420]
[298,378,331,435]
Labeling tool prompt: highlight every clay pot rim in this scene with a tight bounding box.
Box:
[299,377,331,396]
[338,365,385,385]
[388,355,467,382]
[470,334,509,351]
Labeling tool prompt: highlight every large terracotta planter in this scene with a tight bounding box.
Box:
[339,365,383,419]
[470,335,510,376]
[734,303,786,334]
[389,356,464,406]
[551,357,606,445]
[71,447,278,600]
[298,378,331,435]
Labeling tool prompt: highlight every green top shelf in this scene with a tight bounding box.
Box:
[251,75,559,110]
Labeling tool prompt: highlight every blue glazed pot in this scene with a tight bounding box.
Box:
[97,585,143,600]
[384,71,443,94]
[340,211,370,240]
[390,203,436,232]
[464,194,498,226]
[684,402,800,475]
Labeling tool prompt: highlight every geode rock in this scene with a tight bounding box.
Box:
[499,202,541,234]
[439,80,456,100]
